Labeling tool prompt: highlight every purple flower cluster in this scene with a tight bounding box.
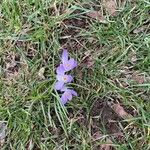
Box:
[55,49,77,105]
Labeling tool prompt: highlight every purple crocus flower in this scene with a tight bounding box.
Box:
[60,87,77,105]
[54,64,73,90]
[55,49,77,105]
[61,49,77,72]
[56,64,65,75]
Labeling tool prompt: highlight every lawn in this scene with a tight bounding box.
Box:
[0,0,150,149]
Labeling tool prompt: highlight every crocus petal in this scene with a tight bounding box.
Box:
[61,94,68,105]
[54,81,64,90]
[67,75,73,82]
[63,58,77,71]
[62,49,68,63]
[69,58,77,68]
[56,75,62,81]
[56,64,65,75]
[61,86,67,92]
[70,90,77,96]
[56,74,73,83]
[73,60,77,68]
[62,91,72,101]
[66,91,72,100]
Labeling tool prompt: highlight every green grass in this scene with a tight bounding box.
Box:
[0,0,150,149]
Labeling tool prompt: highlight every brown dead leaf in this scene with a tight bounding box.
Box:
[86,11,107,23]
[112,104,132,119]
[132,72,145,84]
[103,0,117,16]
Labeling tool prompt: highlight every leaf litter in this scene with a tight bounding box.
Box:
[112,103,133,119]
[103,0,118,16]
[4,52,21,80]
[85,0,119,23]
[89,96,138,147]
[2,52,29,83]
[86,11,107,23]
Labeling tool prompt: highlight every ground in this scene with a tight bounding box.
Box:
[0,0,150,150]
